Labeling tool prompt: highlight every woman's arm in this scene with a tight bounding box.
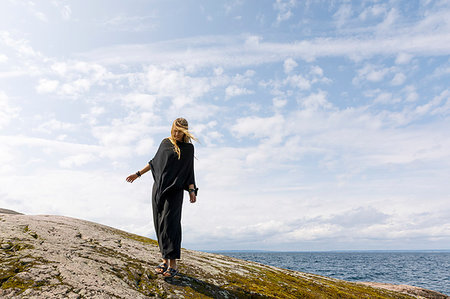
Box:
[188,184,197,203]
[126,164,151,183]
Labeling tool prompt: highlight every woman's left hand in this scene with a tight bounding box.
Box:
[126,173,139,183]
[189,192,196,203]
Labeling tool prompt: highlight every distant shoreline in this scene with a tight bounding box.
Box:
[204,249,450,253]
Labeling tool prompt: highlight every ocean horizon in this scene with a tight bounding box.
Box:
[205,250,450,296]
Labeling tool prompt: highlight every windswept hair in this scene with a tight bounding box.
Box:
[168,117,197,159]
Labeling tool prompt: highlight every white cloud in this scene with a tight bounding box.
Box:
[373,92,400,105]
[273,97,287,109]
[80,29,450,69]
[61,5,71,20]
[59,153,96,168]
[33,61,117,98]
[428,89,450,116]
[34,119,77,134]
[375,8,399,33]
[391,72,406,86]
[225,85,253,98]
[0,169,153,234]
[273,0,297,24]
[0,91,20,129]
[285,74,311,90]
[244,35,262,48]
[432,62,450,77]
[34,11,48,22]
[0,31,42,58]
[395,53,413,64]
[144,66,211,104]
[81,106,106,126]
[135,138,155,156]
[231,114,285,140]
[310,65,323,77]
[0,54,8,63]
[283,58,298,73]
[60,79,91,96]
[224,0,243,14]
[333,4,353,28]
[298,90,332,110]
[36,78,59,93]
[359,4,387,20]
[123,93,156,111]
[102,14,158,32]
[403,85,419,102]
[354,64,391,84]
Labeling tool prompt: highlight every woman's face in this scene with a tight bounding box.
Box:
[173,128,185,141]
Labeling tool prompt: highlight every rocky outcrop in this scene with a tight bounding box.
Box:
[0,208,23,215]
[0,210,447,298]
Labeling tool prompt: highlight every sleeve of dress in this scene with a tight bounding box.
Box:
[148,139,167,182]
[184,144,196,191]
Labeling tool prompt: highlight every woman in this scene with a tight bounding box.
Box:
[126,117,198,278]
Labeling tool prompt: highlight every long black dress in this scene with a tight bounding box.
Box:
[149,138,196,259]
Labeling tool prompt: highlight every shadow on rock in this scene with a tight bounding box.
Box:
[164,273,269,298]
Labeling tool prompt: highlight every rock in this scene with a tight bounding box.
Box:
[20,258,34,265]
[0,208,23,215]
[1,243,12,250]
[0,212,447,298]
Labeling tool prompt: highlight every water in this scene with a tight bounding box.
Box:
[213,251,449,295]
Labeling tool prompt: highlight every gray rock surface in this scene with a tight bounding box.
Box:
[0,208,23,215]
[0,211,447,298]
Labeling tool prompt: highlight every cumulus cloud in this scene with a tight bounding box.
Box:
[359,4,387,20]
[0,31,42,58]
[59,153,96,168]
[273,97,287,109]
[122,93,156,111]
[34,119,77,134]
[395,53,413,64]
[0,54,8,63]
[283,58,298,73]
[285,74,311,90]
[36,78,59,93]
[0,91,20,129]
[144,66,212,106]
[353,64,392,84]
[333,4,353,28]
[375,8,399,33]
[225,85,253,98]
[101,14,158,32]
[61,5,72,20]
[298,90,332,110]
[391,72,406,86]
[224,0,244,15]
[231,114,285,140]
[273,0,297,24]
[79,26,450,69]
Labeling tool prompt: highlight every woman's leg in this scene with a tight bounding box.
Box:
[159,189,183,260]
[168,259,177,269]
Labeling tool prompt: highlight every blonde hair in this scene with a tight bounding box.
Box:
[168,117,197,159]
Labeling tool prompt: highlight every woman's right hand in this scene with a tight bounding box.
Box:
[126,174,139,183]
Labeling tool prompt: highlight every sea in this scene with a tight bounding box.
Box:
[212,251,449,296]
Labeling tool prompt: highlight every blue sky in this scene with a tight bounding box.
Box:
[1,0,449,251]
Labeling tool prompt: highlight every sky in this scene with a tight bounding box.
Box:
[0,0,449,251]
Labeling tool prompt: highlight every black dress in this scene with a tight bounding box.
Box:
[149,138,196,259]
